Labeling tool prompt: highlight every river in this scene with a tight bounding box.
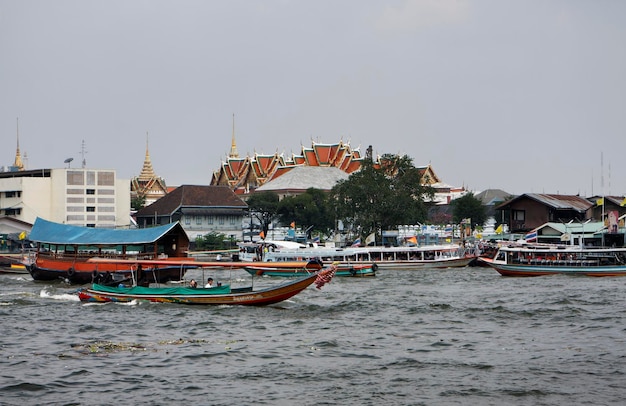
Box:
[1,266,625,405]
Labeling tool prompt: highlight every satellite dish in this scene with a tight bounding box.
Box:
[64,158,74,163]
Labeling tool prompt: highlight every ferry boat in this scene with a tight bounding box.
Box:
[479,244,626,277]
[26,217,195,284]
[253,243,475,271]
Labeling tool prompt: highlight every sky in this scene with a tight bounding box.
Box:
[1,0,625,197]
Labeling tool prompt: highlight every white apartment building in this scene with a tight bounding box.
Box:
[0,168,130,229]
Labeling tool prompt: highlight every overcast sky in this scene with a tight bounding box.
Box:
[1,0,625,197]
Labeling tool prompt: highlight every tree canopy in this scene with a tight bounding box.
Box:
[131,194,146,211]
[277,188,334,237]
[330,154,434,237]
[245,191,280,237]
[194,231,236,251]
[451,192,487,228]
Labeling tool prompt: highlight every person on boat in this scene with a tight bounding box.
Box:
[189,279,198,288]
[205,277,215,288]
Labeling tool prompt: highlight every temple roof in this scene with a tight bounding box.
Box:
[211,140,363,192]
[256,166,350,192]
[13,119,24,171]
[138,135,156,181]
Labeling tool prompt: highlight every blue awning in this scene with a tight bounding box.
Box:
[28,217,184,245]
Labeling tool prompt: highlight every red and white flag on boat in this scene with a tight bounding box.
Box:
[315,263,337,289]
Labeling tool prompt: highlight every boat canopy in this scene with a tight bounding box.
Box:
[91,283,232,295]
[28,217,187,246]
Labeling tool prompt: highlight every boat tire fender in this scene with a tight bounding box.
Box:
[67,267,76,278]
[371,263,379,272]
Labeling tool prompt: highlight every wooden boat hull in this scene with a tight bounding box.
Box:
[27,257,193,284]
[372,255,476,271]
[480,257,626,277]
[0,254,29,274]
[77,269,333,305]
[487,263,626,277]
[244,263,375,277]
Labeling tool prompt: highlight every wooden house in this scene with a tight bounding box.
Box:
[495,193,593,233]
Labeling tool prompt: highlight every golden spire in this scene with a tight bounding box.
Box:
[13,118,24,170]
[229,113,239,158]
[138,132,156,181]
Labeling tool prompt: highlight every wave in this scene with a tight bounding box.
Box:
[39,289,80,302]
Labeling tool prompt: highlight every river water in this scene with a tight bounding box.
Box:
[1,266,625,406]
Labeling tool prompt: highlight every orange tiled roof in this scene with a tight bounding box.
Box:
[211,141,364,191]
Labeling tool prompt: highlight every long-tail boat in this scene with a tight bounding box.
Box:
[77,265,337,305]
[243,261,375,277]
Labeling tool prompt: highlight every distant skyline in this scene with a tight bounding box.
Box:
[1,1,625,196]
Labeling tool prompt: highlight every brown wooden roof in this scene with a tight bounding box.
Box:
[135,185,247,217]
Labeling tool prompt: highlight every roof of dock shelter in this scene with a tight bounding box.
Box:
[28,217,187,245]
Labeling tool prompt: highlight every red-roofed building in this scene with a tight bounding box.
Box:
[210,130,462,203]
[211,140,365,195]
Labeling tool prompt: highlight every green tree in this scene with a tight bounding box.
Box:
[131,195,146,211]
[245,191,280,238]
[330,154,434,237]
[277,188,334,237]
[451,192,487,228]
[195,231,235,250]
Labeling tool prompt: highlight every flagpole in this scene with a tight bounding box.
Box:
[601,152,605,247]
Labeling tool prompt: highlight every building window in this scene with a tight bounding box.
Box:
[67,171,85,185]
[86,171,96,186]
[207,215,213,225]
[86,189,95,195]
[196,216,202,225]
[230,216,236,225]
[67,197,84,203]
[5,191,21,198]
[5,208,21,216]
[185,216,191,225]
[513,210,525,221]
[86,206,96,212]
[218,216,224,225]
[97,171,115,186]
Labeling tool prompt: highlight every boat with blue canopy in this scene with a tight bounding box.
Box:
[26,217,195,284]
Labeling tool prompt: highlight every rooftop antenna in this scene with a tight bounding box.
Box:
[64,157,74,168]
[80,140,88,168]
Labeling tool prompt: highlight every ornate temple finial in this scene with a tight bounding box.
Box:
[13,118,24,170]
[138,132,156,181]
[229,113,239,158]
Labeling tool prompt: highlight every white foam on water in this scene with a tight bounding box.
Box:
[39,289,80,302]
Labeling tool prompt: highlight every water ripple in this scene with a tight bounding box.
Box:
[3,269,626,404]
